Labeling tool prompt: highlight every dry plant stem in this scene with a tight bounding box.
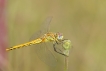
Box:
[64,56,68,71]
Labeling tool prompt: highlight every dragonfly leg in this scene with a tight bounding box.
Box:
[53,43,68,56]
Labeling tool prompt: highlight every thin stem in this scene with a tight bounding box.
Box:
[64,56,68,71]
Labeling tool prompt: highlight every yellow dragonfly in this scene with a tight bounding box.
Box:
[6,17,72,66]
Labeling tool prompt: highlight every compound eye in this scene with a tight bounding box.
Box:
[56,33,63,40]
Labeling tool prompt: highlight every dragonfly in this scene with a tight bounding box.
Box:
[6,17,72,66]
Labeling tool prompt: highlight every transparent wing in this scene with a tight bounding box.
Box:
[30,16,53,41]
[29,17,58,66]
[31,41,58,66]
[40,16,53,33]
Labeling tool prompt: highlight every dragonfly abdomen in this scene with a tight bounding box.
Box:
[6,38,42,51]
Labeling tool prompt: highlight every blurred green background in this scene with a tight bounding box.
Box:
[7,0,106,71]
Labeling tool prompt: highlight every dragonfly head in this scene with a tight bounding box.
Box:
[56,32,63,40]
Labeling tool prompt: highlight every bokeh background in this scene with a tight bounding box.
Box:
[6,0,106,71]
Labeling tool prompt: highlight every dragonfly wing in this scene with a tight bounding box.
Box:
[29,17,58,66]
[29,30,42,41]
[31,42,58,67]
[30,16,53,41]
[40,16,53,33]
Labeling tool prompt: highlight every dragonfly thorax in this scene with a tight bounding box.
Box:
[42,32,56,42]
[42,32,63,42]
